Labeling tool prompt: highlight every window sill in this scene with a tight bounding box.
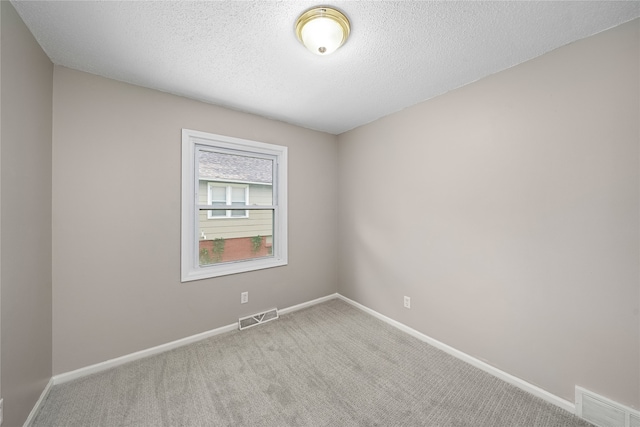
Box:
[181,257,287,281]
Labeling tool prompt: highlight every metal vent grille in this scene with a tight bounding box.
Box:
[582,393,625,427]
[238,308,278,330]
[577,386,640,427]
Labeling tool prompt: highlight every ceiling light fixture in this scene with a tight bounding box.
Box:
[295,6,350,56]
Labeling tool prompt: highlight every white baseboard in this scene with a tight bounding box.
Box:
[53,322,238,385]
[279,293,338,315]
[336,293,576,415]
[53,293,340,386]
[23,378,53,427]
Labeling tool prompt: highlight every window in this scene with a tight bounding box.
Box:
[182,129,287,281]
[207,183,248,219]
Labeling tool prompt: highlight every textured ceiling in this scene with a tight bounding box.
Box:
[10,1,640,135]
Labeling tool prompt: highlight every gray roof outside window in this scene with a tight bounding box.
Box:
[199,151,272,184]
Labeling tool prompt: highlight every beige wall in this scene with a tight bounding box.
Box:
[52,66,339,374]
[1,2,53,426]
[338,19,640,409]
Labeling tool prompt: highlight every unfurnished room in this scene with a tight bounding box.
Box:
[1,1,639,426]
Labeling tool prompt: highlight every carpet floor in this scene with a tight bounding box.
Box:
[30,298,593,426]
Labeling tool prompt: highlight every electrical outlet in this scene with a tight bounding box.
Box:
[241,291,249,304]
[403,296,411,309]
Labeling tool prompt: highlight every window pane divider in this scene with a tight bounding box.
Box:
[197,205,275,210]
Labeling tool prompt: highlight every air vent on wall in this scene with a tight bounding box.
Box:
[576,386,640,427]
[238,308,278,330]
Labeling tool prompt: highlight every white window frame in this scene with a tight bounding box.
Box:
[206,183,249,219]
[181,129,288,281]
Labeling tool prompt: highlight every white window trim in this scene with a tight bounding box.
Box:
[181,129,288,282]
[206,182,249,219]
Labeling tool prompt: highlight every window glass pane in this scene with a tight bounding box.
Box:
[198,209,274,266]
[209,198,226,217]
[199,151,273,206]
[210,186,226,201]
[230,186,246,203]
[230,201,247,217]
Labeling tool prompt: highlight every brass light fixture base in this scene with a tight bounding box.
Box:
[295,6,351,55]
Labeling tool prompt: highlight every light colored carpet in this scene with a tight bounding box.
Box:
[30,299,593,426]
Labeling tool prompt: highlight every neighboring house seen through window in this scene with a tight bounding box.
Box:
[207,183,248,219]
[181,129,288,281]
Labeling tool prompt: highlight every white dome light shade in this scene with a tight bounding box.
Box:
[296,7,350,56]
[301,17,344,55]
